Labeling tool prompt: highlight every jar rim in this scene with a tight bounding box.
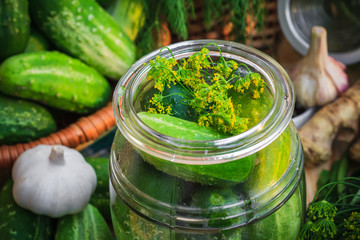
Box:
[113,40,295,163]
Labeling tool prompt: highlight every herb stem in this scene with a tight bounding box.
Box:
[162,93,191,100]
[336,207,360,216]
[159,46,182,69]
[313,177,360,202]
[203,43,228,67]
[335,194,360,205]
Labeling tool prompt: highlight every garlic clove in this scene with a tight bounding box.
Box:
[325,56,348,93]
[290,26,348,108]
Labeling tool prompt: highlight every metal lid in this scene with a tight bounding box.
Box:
[278,0,360,65]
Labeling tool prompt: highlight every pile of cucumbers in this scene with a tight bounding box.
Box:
[0,157,113,240]
[0,0,137,145]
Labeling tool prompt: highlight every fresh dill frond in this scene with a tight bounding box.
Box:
[144,43,265,135]
[299,175,360,240]
[134,0,267,57]
[342,212,360,240]
[164,0,194,40]
[135,0,194,56]
[203,0,267,42]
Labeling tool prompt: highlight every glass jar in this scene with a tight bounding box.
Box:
[110,40,306,240]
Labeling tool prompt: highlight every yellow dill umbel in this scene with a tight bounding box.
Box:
[143,44,266,135]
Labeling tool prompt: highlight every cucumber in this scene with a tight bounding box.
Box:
[108,0,145,41]
[55,204,112,240]
[29,0,137,80]
[190,186,243,229]
[248,186,303,240]
[141,82,198,122]
[174,186,243,239]
[111,151,188,239]
[0,0,30,61]
[245,127,292,196]
[96,0,115,8]
[86,157,111,222]
[138,112,228,141]
[24,28,51,53]
[0,51,111,114]
[0,94,56,145]
[0,179,55,240]
[228,87,273,129]
[137,112,255,185]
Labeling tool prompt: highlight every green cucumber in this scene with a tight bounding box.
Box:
[248,186,303,240]
[86,157,111,222]
[55,204,112,240]
[137,112,255,185]
[96,0,115,8]
[0,179,55,240]
[0,94,56,144]
[138,112,228,141]
[111,151,188,239]
[0,51,111,114]
[24,28,51,53]
[141,82,198,122]
[29,0,136,79]
[190,186,243,229]
[228,86,273,129]
[0,0,30,61]
[246,127,292,196]
[108,0,145,41]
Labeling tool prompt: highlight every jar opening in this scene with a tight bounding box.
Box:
[113,40,294,162]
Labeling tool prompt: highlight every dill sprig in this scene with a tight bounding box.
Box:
[135,0,194,57]
[342,212,360,239]
[203,0,266,42]
[134,0,267,56]
[144,43,266,135]
[299,175,360,240]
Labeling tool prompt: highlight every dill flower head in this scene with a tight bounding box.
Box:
[308,200,337,221]
[144,44,266,135]
[310,218,337,239]
[343,212,360,240]
[298,221,314,240]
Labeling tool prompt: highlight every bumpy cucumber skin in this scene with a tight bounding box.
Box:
[138,112,228,141]
[86,157,111,222]
[0,0,30,61]
[137,112,254,185]
[0,94,56,144]
[109,0,145,41]
[0,180,55,240]
[29,0,136,79]
[0,51,111,114]
[55,204,112,240]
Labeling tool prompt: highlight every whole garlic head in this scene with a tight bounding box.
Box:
[290,26,348,107]
[12,145,97,218]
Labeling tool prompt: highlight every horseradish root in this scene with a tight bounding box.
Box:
[350,139,360,163]
[299,79,360,167]
[290,26,348,107]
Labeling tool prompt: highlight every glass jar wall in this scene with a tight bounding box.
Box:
[110,40,306,239]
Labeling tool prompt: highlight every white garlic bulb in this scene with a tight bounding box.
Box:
[12,145,97,218]
[290,26,348,107]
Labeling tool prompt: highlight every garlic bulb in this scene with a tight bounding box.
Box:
[290,26,348,107]
[12,145,97,218]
